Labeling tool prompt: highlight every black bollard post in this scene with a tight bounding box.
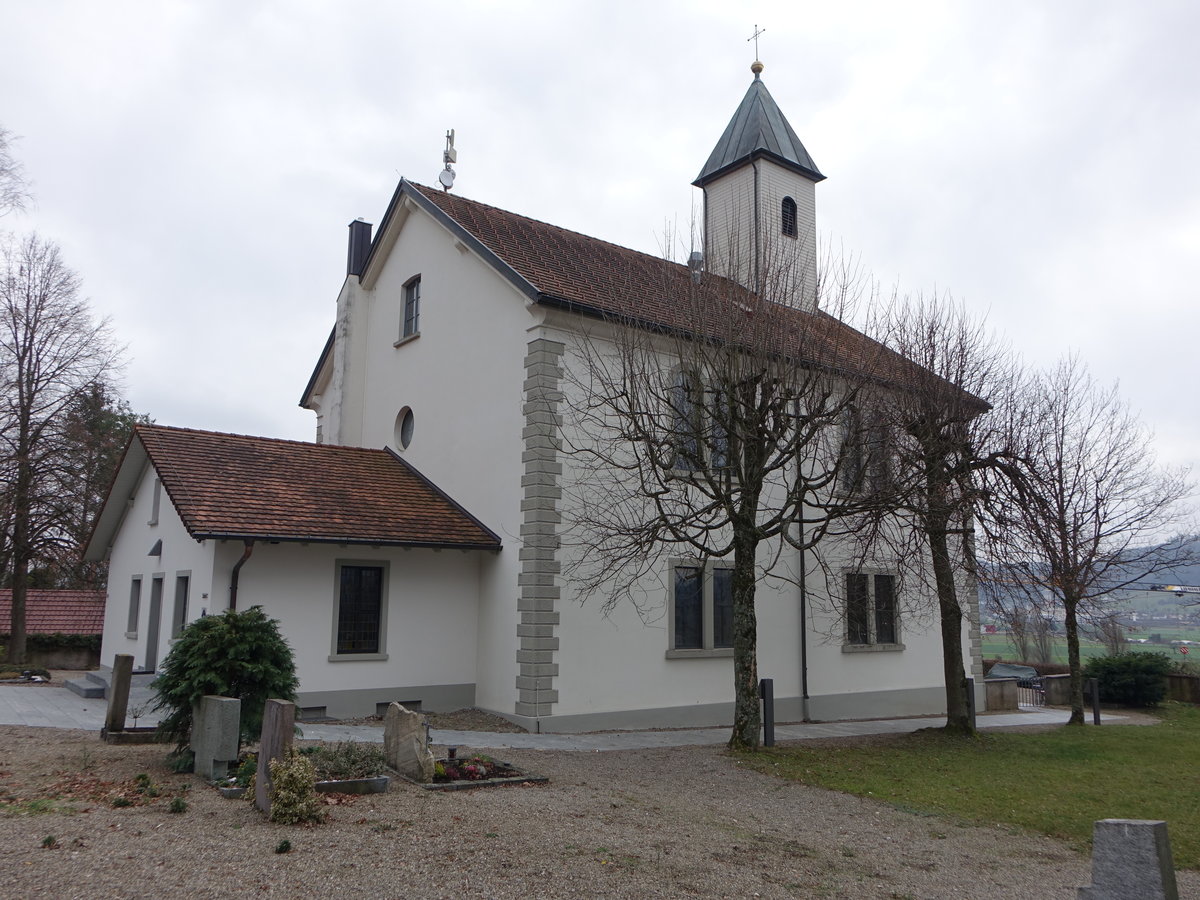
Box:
[760,678,775,747]
[966,676,976,731]
[1089,677,1101,725]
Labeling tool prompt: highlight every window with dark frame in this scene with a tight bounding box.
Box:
[671,563,735,653]
[781,196,798,237]
[840,407,891,496]
[402,276,421,338]
[674,566,703,650]
[337,565,384,654]
[712,568,734,648]
[845,572,899,646]
[671,369,703,472]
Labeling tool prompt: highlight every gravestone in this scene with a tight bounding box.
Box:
[1078,819,1178,899]
[254,699,295,813]
[384,702,434,783]
[191,695,241,780]
[103,653,134,733]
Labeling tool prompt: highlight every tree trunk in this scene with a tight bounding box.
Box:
[928,519,973,735]
[7,446,32,666]
[728,524,761,751]
[1064,598,1084,725]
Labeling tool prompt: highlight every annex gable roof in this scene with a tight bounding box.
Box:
[84,425,501,559]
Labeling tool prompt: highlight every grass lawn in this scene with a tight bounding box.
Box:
[740,703,1200,868]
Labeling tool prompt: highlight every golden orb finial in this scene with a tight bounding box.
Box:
[751,60,764,77]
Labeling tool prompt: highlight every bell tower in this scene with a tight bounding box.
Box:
[694,61,825,308]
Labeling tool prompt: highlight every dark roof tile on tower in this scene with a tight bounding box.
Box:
[693,73,824,186]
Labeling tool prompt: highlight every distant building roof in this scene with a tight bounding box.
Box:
[693,72,824,187]
[0,590,105,636]
[85,426,502,559]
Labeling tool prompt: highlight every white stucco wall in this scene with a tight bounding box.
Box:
[99,463,218,672]
[224,541,482,702]
[314,197,533,715]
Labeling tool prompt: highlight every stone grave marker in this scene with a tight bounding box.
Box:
[191,695,241,780]
[103,653,134,734]
[1078,818,1178,899]
[254,699,295,813]
[384,702,434,782]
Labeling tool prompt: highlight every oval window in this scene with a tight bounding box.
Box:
[394,407,415,449]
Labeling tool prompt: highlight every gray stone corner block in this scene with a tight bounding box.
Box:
[191,695,242,781]
[1078,819,1178,900]
[383,702,434,783]
[254,699,296,814]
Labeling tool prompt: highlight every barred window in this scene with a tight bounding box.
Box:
[845,572,900,647]
[337,565,384,654]
[669,561,735,656]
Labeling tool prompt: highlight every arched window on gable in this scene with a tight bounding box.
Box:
[781,196,798,238]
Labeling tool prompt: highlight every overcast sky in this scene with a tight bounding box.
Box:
[3,1,1197,477]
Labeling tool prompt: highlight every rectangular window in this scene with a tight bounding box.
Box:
[844,572,901,648]
[402,276,421,338]
[148,477,161,525]
[846,573,870,645]
[171,574,190,639]
[126,577,142,637]
[668,561,735,656]
[840,408,891,496]
[334,563,386,656]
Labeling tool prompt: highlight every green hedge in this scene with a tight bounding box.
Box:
[1083,653,1174,707]
[0,632,101,651]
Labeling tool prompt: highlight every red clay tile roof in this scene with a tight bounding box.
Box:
[408,183,932,389]
[135,425,501,550]
[0,590,105,636]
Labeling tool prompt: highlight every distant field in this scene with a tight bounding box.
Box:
[982,625,1200,665]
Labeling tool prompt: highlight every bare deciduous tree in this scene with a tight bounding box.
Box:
[981,355,1195,723]
[0,234,121,663]
[558,243,889,749]
[0,126,32,217]
[856,296,1017,735]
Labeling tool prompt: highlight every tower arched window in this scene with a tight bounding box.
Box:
[781,196,798,238]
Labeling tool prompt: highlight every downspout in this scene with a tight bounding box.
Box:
[228,540,255,611]
[798,516,810,721]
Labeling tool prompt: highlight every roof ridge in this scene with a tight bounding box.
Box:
[136,423,385,455]
[411,183,693,275]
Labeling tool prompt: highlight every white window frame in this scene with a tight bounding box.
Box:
[148,477,162,526]
[125,576,142,639]
[170,571,191,639]
[666,558,735,659]
[329,559,390,662]
[397,275,421,343]
[842,570,904,653]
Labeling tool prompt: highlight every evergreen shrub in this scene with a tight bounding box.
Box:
[1083,652,1173,707]
[152,606,298,747]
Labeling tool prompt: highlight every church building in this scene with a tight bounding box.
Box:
[87,63,984,731]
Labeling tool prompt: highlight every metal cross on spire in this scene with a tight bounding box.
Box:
[748,24,766,60]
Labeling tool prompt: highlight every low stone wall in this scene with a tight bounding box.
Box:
[0,642,99,671]
[985,678,1018,711]
[1166,673,1200,704]
[1043,673,1072,706]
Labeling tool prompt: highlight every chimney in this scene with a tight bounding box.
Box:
[347,218,373,277]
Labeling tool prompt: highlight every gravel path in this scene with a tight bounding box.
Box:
[2,726,1194,898]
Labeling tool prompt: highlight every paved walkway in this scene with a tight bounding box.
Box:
[0,681,1131,750]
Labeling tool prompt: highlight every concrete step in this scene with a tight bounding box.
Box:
[65,677,105,699]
